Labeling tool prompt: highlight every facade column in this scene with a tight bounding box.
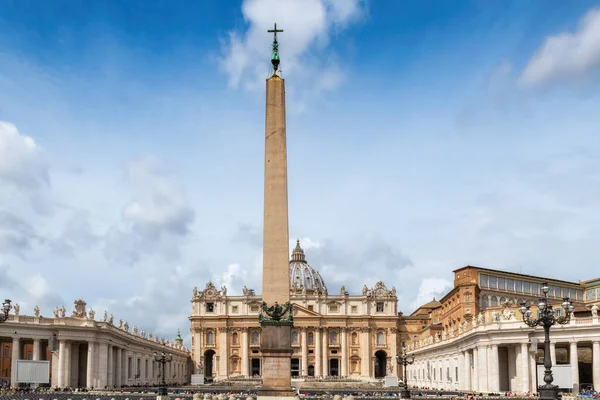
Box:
[301,328,308,376]
[341,328,348,377]
[32,339,41,361]
[218,328,229,377]
[361,328,371,378]
[194,328,203,374]
[98,343,108,388]
[86,342,96,388]
[489,344,499,392]
[242,328,249,377]
[115,347,122,388]
[529,342,538,393]
[570,342,579,392]
[322,328,328,376]
[463,351,472,391]
[472,347,479,392]
[63,341,71,388]
[10,337,21,388]
[315,328,322,377]
[520,342,530,394]
[592,341,600,392]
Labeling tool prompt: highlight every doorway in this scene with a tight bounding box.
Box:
[204,350,215,377]
[329,359,339,376]
[375,350,387,378]
[251,358,261,376]
[308,365,315,377]
[291,358,300,376]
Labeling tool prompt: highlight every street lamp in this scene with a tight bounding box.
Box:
[153,351,172,397]
[0,299,11,323]
[519,282,574,400]
[396,342,415,399]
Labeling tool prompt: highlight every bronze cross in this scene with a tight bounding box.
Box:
[268,23,283,42]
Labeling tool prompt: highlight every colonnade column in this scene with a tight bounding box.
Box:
[32,339,41,361]
[322,328,328,376]
[570,342,579,392]
[98,343,108,388]
[107,345,113,388]
[341,328,348,377]
[11,338,21,388]
[361,328,371,378]
[115,347,122,388]
[472,347,479,392]
[520,342,530,394]
[242,328,249,377]
[301,328,308,376]
[315,328,321,377]
[63,342,71,387]
[86,342,96,388]
[463,351,471,391]
[458,352,465,390]
[489,344,499,392]
[592,341,600,392]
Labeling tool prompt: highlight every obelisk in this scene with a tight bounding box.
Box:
[258,23,295,398]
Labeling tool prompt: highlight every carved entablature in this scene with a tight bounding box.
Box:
[367,281,397,299]
[72,299,87,318]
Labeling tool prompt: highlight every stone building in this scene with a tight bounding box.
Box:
[189,240,406,381]
[406,266,600,393]
[0,299,190,388]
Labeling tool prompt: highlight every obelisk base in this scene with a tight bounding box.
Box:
[258,322,295,397]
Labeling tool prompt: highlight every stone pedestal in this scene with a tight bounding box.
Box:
[400,389,411,399]
[539,386,560,400]
[258,323,294,397]
[384,375,399,387]
[191,374,204,385]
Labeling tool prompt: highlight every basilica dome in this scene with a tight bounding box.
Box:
[289,240,327,294]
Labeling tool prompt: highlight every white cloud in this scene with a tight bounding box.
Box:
[409,278,453,312]
[520,7,600,87]
[220,0,364,110]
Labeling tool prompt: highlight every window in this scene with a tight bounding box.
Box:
[308,305,314,311]
[532,282,539,295]
[506,279,515,291]
[250,305,259,312]
[586,290,596,300]
[481,294,489,309]
[330,331,338,345]
[4,347,9,357]
[465,295,471,301]
[206,331,214,345]
[455,366,459,381]
[479,274,489,288]
[523,281,531,294]
[576,290,583,301]
[569,288,576,300]
[554,309,562,317]
[231,305,238,313]
[377,332,385,345]
[490,296,498,307]
[251,331,259,345]
[292,331,299,345]
[206,303,214,313]
[514,280,522,293]
[351,305,358,313]
[465,308,471,313]
[329,304,339,312]
[232,332,239,345]
[489,276,498,289]
[308,332,314,345]
[498,277,505,290]
[376,302,384,312]
[27,352,33,360]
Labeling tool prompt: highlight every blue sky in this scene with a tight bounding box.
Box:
[1,0,600,345]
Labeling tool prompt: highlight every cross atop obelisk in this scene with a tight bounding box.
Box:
[267,23,283,74]
[258,22,294,398]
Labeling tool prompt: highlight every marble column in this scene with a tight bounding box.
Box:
[98,343,108,388]
[301,328,308,376]
[219,328,229,377]
[242,328,249,377]
[33,339,41,361]
[315,329,322,377]
[115,347,122,388]
[458,352,465,389]
[194,328,203,374]
[521,342,530,394]
[341,328,348,377]
[361,329,371,378]
[322,328,328,376]
[63,341,72,388]
[463,351,471,391]
[86,342,96,388]
[478,345,488,392]
[472,347,479,392]
[592,341,600,392]
[489,344,499,392]
[11,337,21,388]
[570,342,579,391]
[529,343,537,393]
[107,345,113,388]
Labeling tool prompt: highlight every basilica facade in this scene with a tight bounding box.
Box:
[189,240,406,381]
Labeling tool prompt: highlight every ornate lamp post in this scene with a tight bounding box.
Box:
[396,342,415,399]
[153,351,172,397]
[0,299,12,323]
[519,282,574,400]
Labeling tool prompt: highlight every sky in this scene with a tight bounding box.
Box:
[1,0,600,346]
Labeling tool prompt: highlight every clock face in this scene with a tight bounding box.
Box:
[207,290,214,296]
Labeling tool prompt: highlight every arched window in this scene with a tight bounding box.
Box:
[481,295,489,309]
[232,332,239,345]
[330,331,338,345]
[308,332,314,345]
[500,297,506,304]
[292,331,299,345]
[352,332,358,345]
[377,331,385,345]
[251,331,259,345]
[206,331,214,345]
[490,296,498,307]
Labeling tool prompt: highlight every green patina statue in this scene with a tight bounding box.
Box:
[259,300,293,324]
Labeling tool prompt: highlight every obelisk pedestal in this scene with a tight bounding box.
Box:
[258,24,295,399]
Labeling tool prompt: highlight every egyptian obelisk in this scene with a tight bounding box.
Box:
[258,23,295,397]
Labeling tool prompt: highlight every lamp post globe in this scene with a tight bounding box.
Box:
[396,342,415,399]
[518,282,573,400]
[0,299,11,323]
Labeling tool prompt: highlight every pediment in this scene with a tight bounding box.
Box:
[292,304,322,317]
